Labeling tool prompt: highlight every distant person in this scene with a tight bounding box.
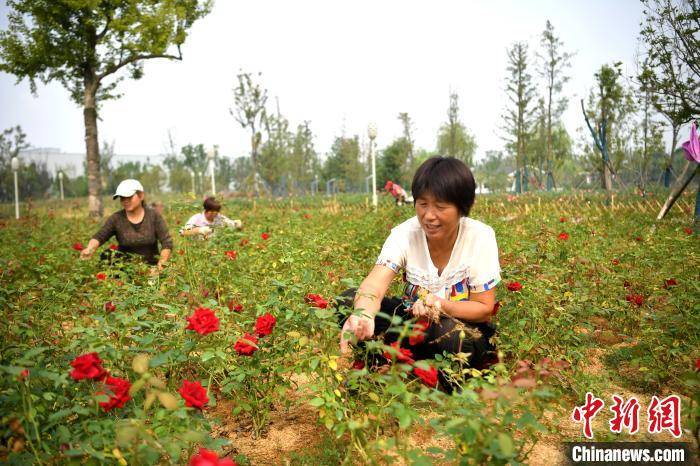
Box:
[80,179,173,269]
[180,196,243,238]
[151,200,165,217]
[339,157,500,391]
[384,180,412,206]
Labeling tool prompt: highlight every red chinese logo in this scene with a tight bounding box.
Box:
[572,392,605,439]
[647,395,681,438]
[609,395,640,434]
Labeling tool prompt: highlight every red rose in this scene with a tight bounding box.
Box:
[261,232,269,240]
[178,249,185,256]
[491,301,501,317]
[227,300,243,312]
[18,368,29,381]
[684,227,692,235]
[352,360,365,370]
[635,236,643,242]
[625,294,644,306]
[303,213,312,219]
[96,272,107,281]
[663,278,678,289]
[104,301,116,313]
[611,258,620,265]
[178,380,209,409]
[507,281,523,292]
[413,366,438,387]
[189,447,237,466]
[239,238,249,246]
[69,352,107,381]
[234,333,259,356]
[384,342,415,365]
[557,232,569,241]
[186,307,219,335]
[305,293,328,309]
[559,217,566,223]
[224,250,237,260]
[97,376,131,412]
[72,242,84,251]
[408,318,430,346]
[695,359,700,372]
[254,313,277,336]
[109,244,118,251]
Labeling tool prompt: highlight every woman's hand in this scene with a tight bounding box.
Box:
[411,292,442,322]
[339,314,375,354]
[80,239,100,260]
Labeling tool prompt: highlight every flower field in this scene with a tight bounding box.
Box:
[1,192,698,465]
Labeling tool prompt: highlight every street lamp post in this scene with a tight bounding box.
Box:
[11,157,19,219]
[368,124,378,209]
[58,171,64,201]
[207,149,216,195]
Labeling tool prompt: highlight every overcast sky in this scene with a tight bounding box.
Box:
[1,0,649,163]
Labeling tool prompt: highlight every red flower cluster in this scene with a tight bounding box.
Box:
[224,250,237,260]
[234,333,259,356]
[72,242,84,251]
[408,318,430,345]
[695,359,700,372]
[179,380,209,409]
[239,238,249,246]
[98,376,132,412]
[384,342,415,365]
[558,232,569,241]
[227,300,243,312]
[254,313,277,336]
[684,227,693,235]
[625,293,644,306]
[413,366,438,387]
[559,217,566,223]
[109,244,118,251]
[507,281,523,292]
[611,258,620,265]
[303,213,312,219]
[635,236,643,242]
[261,232,270,240]
[70,353,107,381]
[352,360,365,370]
[189,448,237,466]
[305,293,328,309]
[186,307,220,335]
[96,272,107,281]
[18,368,29,381]
[104,301,116,313]
[662,278,678,289]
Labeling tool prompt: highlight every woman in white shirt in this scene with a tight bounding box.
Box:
[180,197,243,238]
[339,156,501,387]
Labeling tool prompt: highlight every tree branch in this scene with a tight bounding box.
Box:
[98,50,183,81]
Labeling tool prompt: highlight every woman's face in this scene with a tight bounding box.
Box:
[415,192,461,243]
[120,192,144,212]
[204,210,219,223]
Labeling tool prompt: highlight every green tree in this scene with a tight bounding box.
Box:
[323,136,363,191]
[289,121,319,192]
[634,64,666,191]
[503,42,537,193]
[398,112,415,172]
[0,0,211,217]
[232,71,268,176]
[259,110,292,191]
[581,63,634,191]
[437,93,477,167]
[537,20,572,190]
[0,125,52,201]
[639,0,699,123]
[474,150,513,192]
[379,138,411,187]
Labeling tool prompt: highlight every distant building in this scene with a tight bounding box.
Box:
[18,147,167,176]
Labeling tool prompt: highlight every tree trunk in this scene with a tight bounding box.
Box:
[656,162,698,220]
[84,77,102,218]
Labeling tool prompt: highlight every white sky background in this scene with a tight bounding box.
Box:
[0,0,651,163]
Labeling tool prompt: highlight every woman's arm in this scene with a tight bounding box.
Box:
[81,215,116,259]
[154,212,174,262]
[340,265,396,353]
[436,289,496,323]
[157,248,171,269]
[80,238,101,259]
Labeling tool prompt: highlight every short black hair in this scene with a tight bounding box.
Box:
[411,156,476,217]
[203,196,222,212]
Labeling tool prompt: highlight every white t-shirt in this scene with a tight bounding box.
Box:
[376,216,501,302]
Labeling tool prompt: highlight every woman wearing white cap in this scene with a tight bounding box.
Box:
[80,179,173,269]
